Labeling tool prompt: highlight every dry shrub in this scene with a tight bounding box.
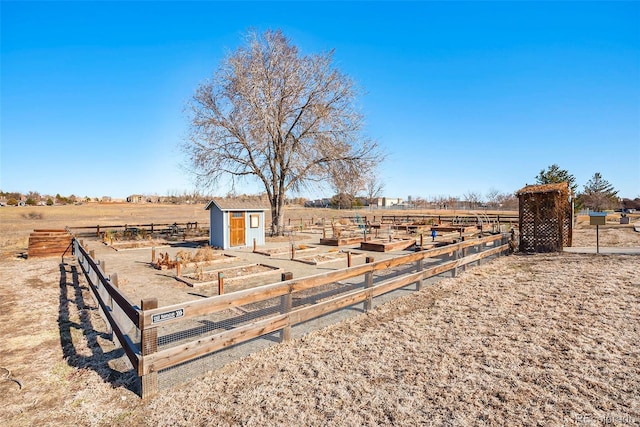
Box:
[175,247,219,265]
[175,250,193,264]
[21,212,44,220]
[192,246,217,262]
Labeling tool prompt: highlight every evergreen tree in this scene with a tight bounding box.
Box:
[535,164,578,194]
[578,172,619,211]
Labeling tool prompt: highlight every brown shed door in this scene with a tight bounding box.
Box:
[229,212,245,246]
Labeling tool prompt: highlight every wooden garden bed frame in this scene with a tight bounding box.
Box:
[294,251,365,265]
[359,238,416,252]
[175,263,283,287]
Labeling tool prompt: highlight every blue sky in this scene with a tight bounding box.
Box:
[2,1,639,200]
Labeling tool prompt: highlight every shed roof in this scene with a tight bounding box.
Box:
[205,198,270,212]
[516,182,569,196]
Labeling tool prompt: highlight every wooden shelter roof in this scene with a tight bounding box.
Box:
[516,182,569,196]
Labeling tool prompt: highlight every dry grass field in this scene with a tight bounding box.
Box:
[1,204,638,426]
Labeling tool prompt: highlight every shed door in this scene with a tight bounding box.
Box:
[229,212,245,246]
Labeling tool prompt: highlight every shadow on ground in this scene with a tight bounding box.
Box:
[58,262,138,393]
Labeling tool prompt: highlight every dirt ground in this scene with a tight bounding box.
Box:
[1,204,639,426]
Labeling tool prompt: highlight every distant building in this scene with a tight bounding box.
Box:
[304,198,331,208]
[127,194,144,203]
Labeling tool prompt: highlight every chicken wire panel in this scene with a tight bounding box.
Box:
[155,297,283,351]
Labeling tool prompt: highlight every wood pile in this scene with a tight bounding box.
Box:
[28,229,72,258]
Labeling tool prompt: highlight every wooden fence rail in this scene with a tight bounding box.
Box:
[72,239,142,372]
[68,222,203,237]
[72,232,511,398]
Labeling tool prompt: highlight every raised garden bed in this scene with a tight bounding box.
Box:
[253,245,318,257]
[106,239,169,251]
[431,225,479,233]
[175,263,283,287]
[360,238,416,252]
[294,251,364,265]
[319,236,365,246]
[180,254,237,269]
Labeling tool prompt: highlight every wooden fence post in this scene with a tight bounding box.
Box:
[364,257,374,311]
[218,272,224,296]
[462,246,468,273]
[453,249,459,277]
[140,298,158,400]
[347,251,352,267]
[280,272,293,343]
[416,256,424,291]
[108,273,119,347]
[151,247,156,263]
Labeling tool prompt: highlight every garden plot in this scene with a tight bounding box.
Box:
[105,238,170,251]
[360,238,416,252]
[175,263,283,287]
[253,244,318,257]
[294,250,365,265]
[319,236,365,246]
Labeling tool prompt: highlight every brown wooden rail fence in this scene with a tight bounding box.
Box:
[67,221,204,238]
[70,233,511,399]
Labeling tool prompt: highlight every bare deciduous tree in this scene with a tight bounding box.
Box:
[463,191,482,209]
[363,172,385,209]
[185,29,381,235]
[329,161,366,209]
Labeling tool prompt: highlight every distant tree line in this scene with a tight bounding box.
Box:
[534,164,637,212]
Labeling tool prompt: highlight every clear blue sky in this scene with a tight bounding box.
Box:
[2,1,639,200]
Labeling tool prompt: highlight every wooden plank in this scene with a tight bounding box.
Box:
[142,314,289,374]
[75,241,141,327]
[28,231,72,257]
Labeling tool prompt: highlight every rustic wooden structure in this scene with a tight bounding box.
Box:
[516,183,573,253]
[28,229,72,258]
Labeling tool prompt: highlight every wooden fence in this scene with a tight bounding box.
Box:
[71,233,511,399]
[285,213,519,226]
[68,221,204,238]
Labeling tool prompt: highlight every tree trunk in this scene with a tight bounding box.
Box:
[270,195,286,236]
